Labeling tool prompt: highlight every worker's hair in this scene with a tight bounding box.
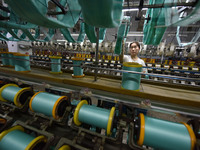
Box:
[129,41,140,49]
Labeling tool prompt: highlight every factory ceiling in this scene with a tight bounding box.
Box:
[0,0,199,45]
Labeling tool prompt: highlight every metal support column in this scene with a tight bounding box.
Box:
[94,28,99,81]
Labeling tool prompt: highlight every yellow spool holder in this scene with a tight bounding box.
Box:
[25,135,46,150]
[49,56,62,59]
[52,96,68,120]
[29,91,44,112]
[71,57,85,61]
[123,62,142,68]
[137,113,145,146]
[73,100,88,126]
[106,107,115,136]
[59,145,71,150]
[14,87,32,107]
[72,74,85,78]
[182,122,196,150]
[50,71,63,74]
[13,53,29,56]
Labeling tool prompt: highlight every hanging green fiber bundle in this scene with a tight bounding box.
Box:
[78,0,124,28]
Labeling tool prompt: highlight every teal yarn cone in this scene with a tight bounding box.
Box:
[0,83,32,107]
[49,56,62,74]
[73,100,115,136]
[9,52,18,67]
[29,91,68,119]
[13,53,31,72]
[137,113,196,150]
[122,62,142,91]
[0,126,46,150]
[0,52,10,66]
[7,53,13,66]
[71,57,85,78]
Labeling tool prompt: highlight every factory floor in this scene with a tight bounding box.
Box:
[0,66,200,109]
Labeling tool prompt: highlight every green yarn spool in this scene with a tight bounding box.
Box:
[9,52,18,66]
[137,113,196,150]
[29,91,68,119]
[0,52,10,66]
[13,53,30,72]
[73,100,115,136]
[0,126,46,150]
[7,53,14,66]
[49,56,62,74]
[122,62,142,91]
[71,57,85,78]
[0,83,32,107]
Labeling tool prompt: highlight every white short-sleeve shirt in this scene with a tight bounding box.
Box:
[123,55,147,73]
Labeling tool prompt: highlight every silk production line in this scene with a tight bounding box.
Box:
[29,41,200,86]
[0,0,200,149]
[0,40,200,150]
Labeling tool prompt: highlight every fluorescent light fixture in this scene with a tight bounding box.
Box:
[127,32,144,36]
[57,40,67,42]
[122,8,147,12]
[127,33,144,36]
[71,34,79,36]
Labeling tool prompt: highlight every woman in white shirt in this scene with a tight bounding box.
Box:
[123,42,147,73]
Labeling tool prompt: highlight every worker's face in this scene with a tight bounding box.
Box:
[130,43,140,56]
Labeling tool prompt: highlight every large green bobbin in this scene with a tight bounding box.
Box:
[73,100,115,136]
[0,126,46,150]
[122,62,142,91]
[29,91,68,119]
[0,83,32,107]
[136,113,196,150]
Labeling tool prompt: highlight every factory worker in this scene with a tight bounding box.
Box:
[123,41,148,74]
